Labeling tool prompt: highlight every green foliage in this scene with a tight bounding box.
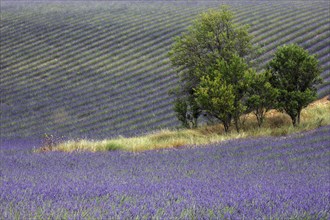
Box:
[173,97,190,128]
[169,6,253,128]
[195,55,252,132]
[195,75,235,132]
[267,44,322,126]
[172,96,200,129]
[213,55,253,132]
[246,71,279,127]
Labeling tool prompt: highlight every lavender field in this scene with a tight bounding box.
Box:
[1,1,330,218]
[1,126,329,219]
[1,0,330,139]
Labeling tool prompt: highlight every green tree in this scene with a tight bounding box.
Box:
[195,75,235,133]
[195,55,253,132]
[267,44,322,126]
[169,6,252,128]
[246,71,279,127]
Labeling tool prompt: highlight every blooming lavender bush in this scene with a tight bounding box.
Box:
[1,126,329,219]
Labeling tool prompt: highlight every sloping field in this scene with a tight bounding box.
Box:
[1,0,329,139]
[1,125,329,218]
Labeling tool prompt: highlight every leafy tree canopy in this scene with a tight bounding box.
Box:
[246,71,279,127]
[169,6,253,128]
[267,44,322,126]
[194,54,253,132]
[169,5,252,81]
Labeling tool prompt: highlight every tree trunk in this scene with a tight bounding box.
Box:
[297,108,302,125]
[223,121,230,133]
[255,110,264,128]
[234,118,240,133]
[257,115,263,127]
[192,116,198,128]
[292,116,297,127]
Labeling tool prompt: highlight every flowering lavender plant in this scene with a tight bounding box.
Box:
[1,126,329,219]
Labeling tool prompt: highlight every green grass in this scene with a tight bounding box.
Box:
[45,97,330,152]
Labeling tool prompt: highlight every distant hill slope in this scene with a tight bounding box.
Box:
[1,1,329,139]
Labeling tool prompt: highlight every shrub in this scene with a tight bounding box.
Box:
[267,44,323,126]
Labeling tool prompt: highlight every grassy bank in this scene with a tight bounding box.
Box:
[42,96,329,152]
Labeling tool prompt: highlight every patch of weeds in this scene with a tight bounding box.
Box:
[39,134,64,152]
[105,142,122,151]
[270,128,289,136]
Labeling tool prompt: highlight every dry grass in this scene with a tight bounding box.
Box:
[45,96,329,152]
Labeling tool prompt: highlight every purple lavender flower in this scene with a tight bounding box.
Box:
[1,126,329,219]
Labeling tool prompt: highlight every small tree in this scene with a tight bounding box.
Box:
[267,44,322,126]
[169,6,252,128]
[195,55,253,132]
[195,75,235,133]
[246,71,279,127]
[213,55,253,132]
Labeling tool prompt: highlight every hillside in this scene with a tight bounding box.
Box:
[1,0,329,139]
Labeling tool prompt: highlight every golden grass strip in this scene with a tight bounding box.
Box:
[45,96,329,153]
